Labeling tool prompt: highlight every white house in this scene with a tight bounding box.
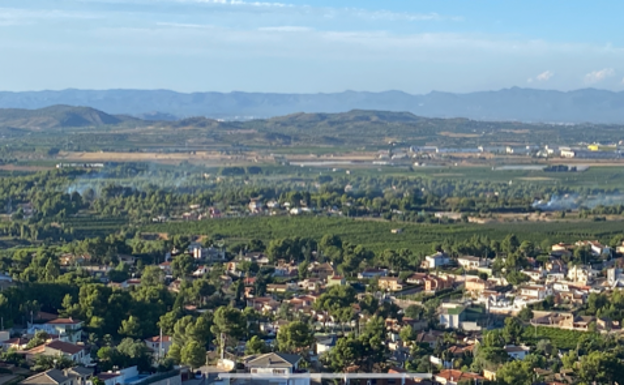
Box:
[245,352,302,375]
[144,335,172,358]
[519,285,552,301]
[457,256,485,270]
[567,265,598,285]
[28,318,83,344]
[422,252,451,269]
[504,345,530,360]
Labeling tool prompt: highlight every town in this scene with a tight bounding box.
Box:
[1,230,624,385]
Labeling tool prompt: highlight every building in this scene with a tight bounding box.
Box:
[464,277,489,294]
[28,318,83,344]
[20,368,93,385]
[378,277,404,292]
[424,275,454,293]
[244,352,302,375]
[308,263,335,279]
[434,370,485,385]
[519,285,552,301]
[25,341,90,365]
[357,269,388,280]
[457,256,485,270]
[439,305,466,329]
[567,265,598,285]
[326,275,346,287]
[145,335,172,358]
[405,273,427,285]
[504,345,530,360]
[422,252,451,269]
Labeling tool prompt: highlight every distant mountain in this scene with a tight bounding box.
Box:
[0,105,132,130]
[1,88,624,123]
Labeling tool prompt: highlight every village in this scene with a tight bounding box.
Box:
[2,234,624,385]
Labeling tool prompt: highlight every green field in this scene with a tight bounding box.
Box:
[142,216,624,254]
[523,326,587,350]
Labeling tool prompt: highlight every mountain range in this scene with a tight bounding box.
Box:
[1,88,624,124]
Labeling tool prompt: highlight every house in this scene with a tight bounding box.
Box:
[298,278,323,292]
[439,305,466,329]
[20,368,94,385]
[326,275,346,287]
[576,240,611,257]
[28,318,83,344]
[308,263,335,279]
[405,273,427,285]
[378,277,404,292]
[144,335,172,358]
[415,330,444,348]
[424,275,454,293]
[457,256,485,270]
[25,341,90,365]
[422,252,451,269]
[158,261,172,275]
[357,269,388,279]
[504,345,530,360]
[519,285,552,301]
[521,269,546,282]
[192,247,226,262]
[434,369,485,385]
[192,266,209,277]
[545,259,567,274]
[244,352,302,375]
[97,366,140,385]
[266,283,298,293]
[315,334,337,355]
[567,265,598,284]
[464,277,489,294]
[2,337,30,350]
[248,200,264,213]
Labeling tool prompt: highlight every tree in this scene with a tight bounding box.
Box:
[577,351,624,384]
[517,306,533,322]
[502,317,523,344]
[141,266,165,287]
[496,360,532,385]
[172,254,195,278]
[119,316,143,339]
[180,341,206,370]
[211,306,247,352]
[327,334,363,372]
[277,321,314,353]
[399,325,415,345]
[245,335,269,355]
[404,304,424,320]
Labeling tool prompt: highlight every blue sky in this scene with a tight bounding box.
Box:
[1,0,624,93]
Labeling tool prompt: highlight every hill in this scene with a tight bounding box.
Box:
[1,88,624,123]
[0,105,131,130]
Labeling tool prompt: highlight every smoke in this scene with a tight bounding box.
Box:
[533,193,624,211]
[63,163,200,195]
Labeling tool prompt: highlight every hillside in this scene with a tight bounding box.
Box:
[0,105,131,130]
[2,88,624,123]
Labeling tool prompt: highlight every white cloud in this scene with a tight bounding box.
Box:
[528,70,554,83]
[584,68,615,84]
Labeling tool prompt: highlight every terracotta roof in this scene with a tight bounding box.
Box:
[47,318,81,325]
[45,340,85,355]
[145,335,172,343]
[435,369,485,382]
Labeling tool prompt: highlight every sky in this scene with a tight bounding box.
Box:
[1,0,624,94]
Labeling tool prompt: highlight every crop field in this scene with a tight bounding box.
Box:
[142,216,624,254]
